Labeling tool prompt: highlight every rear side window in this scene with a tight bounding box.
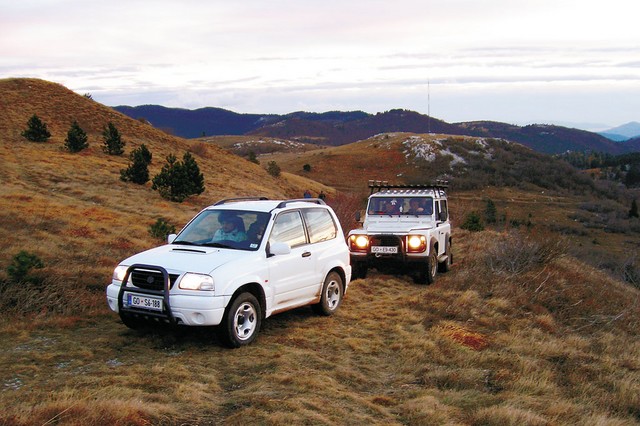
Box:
[302,208,337,243]
[269,211,307,248]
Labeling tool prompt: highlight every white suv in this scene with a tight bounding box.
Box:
[348,181,452,284]
[106,198,351,347]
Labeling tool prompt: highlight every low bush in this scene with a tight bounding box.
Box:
[7,250,44,283]
[483,230,566,276]
[148,218,176,241]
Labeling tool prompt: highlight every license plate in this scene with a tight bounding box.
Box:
[371,246,398,254]
[125,292,163,311]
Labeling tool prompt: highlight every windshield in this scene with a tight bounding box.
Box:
[367,197,433,216]
[173,209,270,251]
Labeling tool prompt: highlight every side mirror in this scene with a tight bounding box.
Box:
[355,211,361,222]
[268,241,291,257]
[167,234,177,244]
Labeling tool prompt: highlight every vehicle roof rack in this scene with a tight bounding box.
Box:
[368,180,449,194]
[214,197,270,205]
[274,198,326,209]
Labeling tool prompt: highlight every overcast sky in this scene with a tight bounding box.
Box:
[1,0,639,130]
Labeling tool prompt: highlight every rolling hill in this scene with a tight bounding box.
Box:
[0,77,332,297]
[114,105,639,155]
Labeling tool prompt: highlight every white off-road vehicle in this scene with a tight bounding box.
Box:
[347,181,452,284]
[106,198,351,347]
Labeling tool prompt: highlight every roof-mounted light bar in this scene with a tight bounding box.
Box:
[367,180,449,194]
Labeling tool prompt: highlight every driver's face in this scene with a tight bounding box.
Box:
[221,220,236,232]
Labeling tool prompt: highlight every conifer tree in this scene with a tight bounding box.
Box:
[181,152,205,196]
[120,144,152,184]
[102,122,125,155]
[21,114,51,142]
[484,198,497,224]
[64,121,89,152]
[151,152,205,202]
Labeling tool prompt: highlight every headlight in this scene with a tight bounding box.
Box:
[349,235,369,251]
[179,273,214,291]
[112,265,129,282]
[407,235,426,253]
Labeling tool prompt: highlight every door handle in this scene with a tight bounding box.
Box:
[302,251,312,258]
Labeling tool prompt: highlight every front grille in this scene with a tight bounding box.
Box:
[370,235,402,247]
[131,269,178,290]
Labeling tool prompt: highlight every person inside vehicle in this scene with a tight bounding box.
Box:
[246,217,268,243]
[407,199,424,215]
[383,199,401,215]
[212,215,246,242]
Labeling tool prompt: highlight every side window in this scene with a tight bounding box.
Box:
[302,208,337,243]
[435,200,448,222]
[269,211,307,248]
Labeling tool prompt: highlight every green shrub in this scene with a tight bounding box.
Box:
[64,121,89,152]
[248,151,260,164]
[303,164,312,172]
[461,211,484,231]
[267,161,281,178]
[148,218,176,240]
[21,114,51,142]
[7,251,44,283]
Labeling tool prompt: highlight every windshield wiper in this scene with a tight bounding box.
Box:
[201,242,234,249]
[172,240,201,246]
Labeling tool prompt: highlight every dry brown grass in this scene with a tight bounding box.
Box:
[1,78,639,425]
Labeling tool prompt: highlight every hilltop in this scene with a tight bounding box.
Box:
[114,104,639,155]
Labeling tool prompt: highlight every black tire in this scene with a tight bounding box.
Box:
[438,239,452,273]
[351,262,368,280]
[312,271,344,316]
[218,292,262,348]
[414,248,437,285]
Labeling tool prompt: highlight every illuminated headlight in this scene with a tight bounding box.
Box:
[179,273,214,291]
[407,235,427,252]
[349,235,369,251]
[112,265,129,282]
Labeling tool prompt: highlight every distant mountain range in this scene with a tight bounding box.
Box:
[598,121,640,141]
[113,105,640,155]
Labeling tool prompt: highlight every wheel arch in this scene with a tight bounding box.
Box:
[230,283,267,319]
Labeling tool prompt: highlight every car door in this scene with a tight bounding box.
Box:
[267,210,316,310]
[301,207,339,286]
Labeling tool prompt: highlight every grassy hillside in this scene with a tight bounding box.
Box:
[268,132,640,280]
[0,79,639,425]
[0,78,329,310]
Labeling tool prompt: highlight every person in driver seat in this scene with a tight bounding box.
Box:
[212,215,247,242]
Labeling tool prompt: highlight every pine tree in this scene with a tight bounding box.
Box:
[21,114,51,142]
[102,122,125,155]
[151,152,205,202]
[64,121,89,152]
[484,198,497,224]
[181,152,205,196]
[120,144,152,184]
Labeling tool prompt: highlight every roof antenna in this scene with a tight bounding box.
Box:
[428,79,431,134]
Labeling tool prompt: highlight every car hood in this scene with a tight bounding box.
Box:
[119,244,252,275]
[364,217,434,233]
